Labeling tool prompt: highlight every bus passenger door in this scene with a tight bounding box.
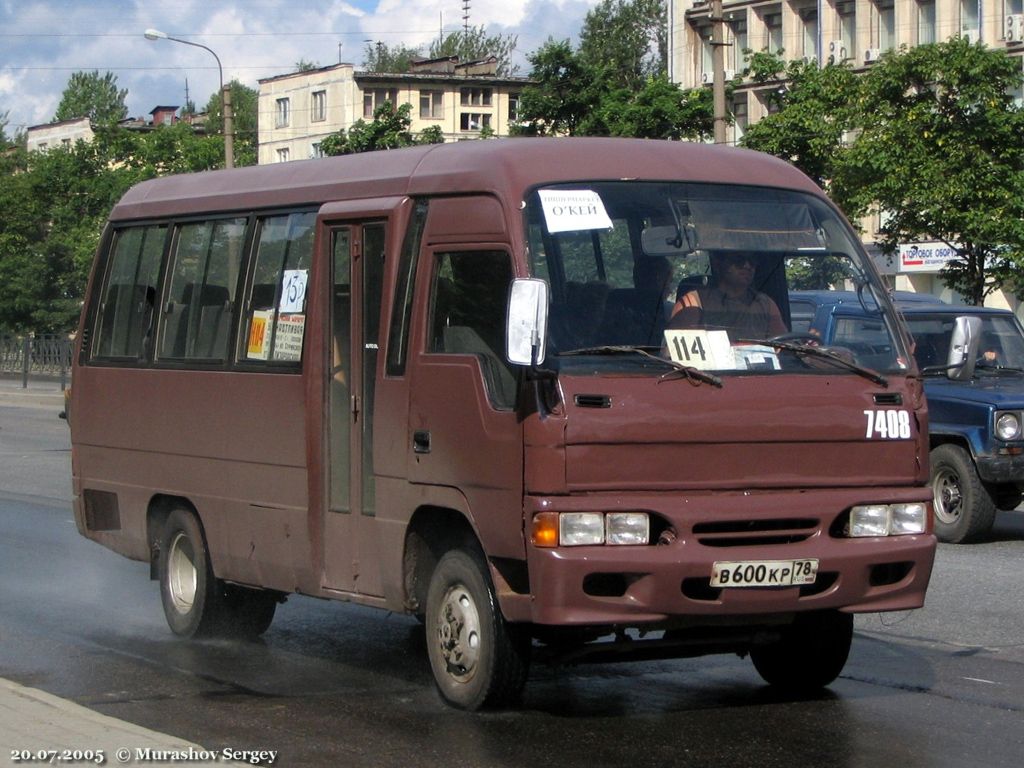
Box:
[322,222,385,594]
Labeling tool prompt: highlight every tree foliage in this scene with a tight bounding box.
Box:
[832,39,1024,304]
[741,52,859,187]
[362,26,518,76]
[203,79,259,167]
[514,31,710,140]
[54,70,128,125]
[741,39,1024,304]
[319,102,444,155]
[578,0,667,90]
[428,26,519,76]
[363,42,423,73]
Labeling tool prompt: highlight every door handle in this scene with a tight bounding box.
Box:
[413,430,431,454]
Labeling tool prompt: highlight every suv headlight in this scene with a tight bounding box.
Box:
[995,411,1022,441]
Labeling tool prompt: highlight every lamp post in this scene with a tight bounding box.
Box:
[144,28,234,168]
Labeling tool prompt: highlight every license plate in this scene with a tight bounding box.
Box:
[711,559,819,588]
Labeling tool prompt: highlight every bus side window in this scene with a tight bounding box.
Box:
[93,225,166,360]
[159,218,247,362]
[241,211,316,364]
[428,250,515,409]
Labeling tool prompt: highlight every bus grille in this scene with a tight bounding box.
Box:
[692,518,819,547]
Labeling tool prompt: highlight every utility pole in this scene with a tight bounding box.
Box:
[711,0,728,145]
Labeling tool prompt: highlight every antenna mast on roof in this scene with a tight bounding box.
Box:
[462,0,470,36]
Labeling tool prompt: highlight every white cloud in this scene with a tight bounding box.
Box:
[0,0,601,135]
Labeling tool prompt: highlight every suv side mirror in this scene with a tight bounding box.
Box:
[507,278,549,366]
[947,315,982,381]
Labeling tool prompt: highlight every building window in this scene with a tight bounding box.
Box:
[276,148,290,163]
[460,112,492,132]
[275,98,290,128]
[311,142,324,159]
[728,13,748,72]
[508,93,521,122]
[731,93,748,144]
[311,90,326,122]
[961,0,980,36]
[875,0,896,50]
[460,87,492,106]
[917,0,936,44]
[364,88,399,118]
[799,6,819,60]
[837,2,856,59]
[419,90,444,119]
[763,8,783,54]
[697,24,713,83]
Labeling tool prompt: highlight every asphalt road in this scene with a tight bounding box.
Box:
[1,398,1023,767]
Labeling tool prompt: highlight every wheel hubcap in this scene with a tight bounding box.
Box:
[436,584,481,683]
[933,469,963,525]
[167,532,198,615]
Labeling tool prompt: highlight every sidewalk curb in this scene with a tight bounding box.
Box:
[0,678,250,765]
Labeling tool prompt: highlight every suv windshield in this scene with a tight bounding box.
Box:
[905,313,1024,374]
[526,182,910,377]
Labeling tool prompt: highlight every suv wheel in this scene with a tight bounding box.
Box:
[931,444,996,543]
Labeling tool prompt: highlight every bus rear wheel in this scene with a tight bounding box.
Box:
[424,548,530,710]
[159,507,224,638]
[750,610,853,692]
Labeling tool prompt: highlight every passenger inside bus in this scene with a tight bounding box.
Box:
[668,251,787,340]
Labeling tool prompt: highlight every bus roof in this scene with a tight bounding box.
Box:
[108,137,824,222]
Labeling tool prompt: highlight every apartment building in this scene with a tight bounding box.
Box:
[257,58,530,165]
[25,117,94,153]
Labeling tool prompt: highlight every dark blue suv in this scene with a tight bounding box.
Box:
[792,290,1024,543]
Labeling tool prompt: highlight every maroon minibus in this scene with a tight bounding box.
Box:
[70,138,937,709]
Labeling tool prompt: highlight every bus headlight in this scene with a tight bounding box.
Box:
[996,411,1021,441]
[849,503,927,537]
[531,511,651,547]
[559,513,605,546]
[606,513,650,545]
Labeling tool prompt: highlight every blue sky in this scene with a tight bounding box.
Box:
[1,0,597,134]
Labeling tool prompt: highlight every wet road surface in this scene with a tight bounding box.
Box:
[1,402,1023,766]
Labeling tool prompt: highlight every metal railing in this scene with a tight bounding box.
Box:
[0,335,74,389]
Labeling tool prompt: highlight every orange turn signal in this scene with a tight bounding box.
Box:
[531,512,559,547]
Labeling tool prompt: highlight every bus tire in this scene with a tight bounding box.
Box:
[750,610,853,692]
[425,548,530,710]
[931,444,996,543]
[158,507,224,638]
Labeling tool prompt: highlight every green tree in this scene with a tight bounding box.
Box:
[428,26,519,76]
[741,52,859,186]
[321,102,453,155]
[54,70,128,125]
[578,0,667,90]
[204,79,259,167]
[832,39,1024,304]
[599,76,713,140]
[513,39,599,136]
[295,59,319,72]
[0,134,140,332]
[363,41,423,73]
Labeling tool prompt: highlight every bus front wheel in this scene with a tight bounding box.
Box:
[158,508,225,638]
[750,610,853,692]
[424,548,530,710]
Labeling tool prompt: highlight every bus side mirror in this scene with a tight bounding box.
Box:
[507,278,549,366]
[947,315,982,381]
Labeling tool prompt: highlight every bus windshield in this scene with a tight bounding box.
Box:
[526,182,909,377]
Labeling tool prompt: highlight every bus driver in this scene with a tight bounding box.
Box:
[668,251,787,339]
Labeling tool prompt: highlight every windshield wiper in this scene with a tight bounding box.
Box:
[742,338,889,387]
[559,345,723,388]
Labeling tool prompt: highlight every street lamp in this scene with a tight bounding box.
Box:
[144,28,234,168]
